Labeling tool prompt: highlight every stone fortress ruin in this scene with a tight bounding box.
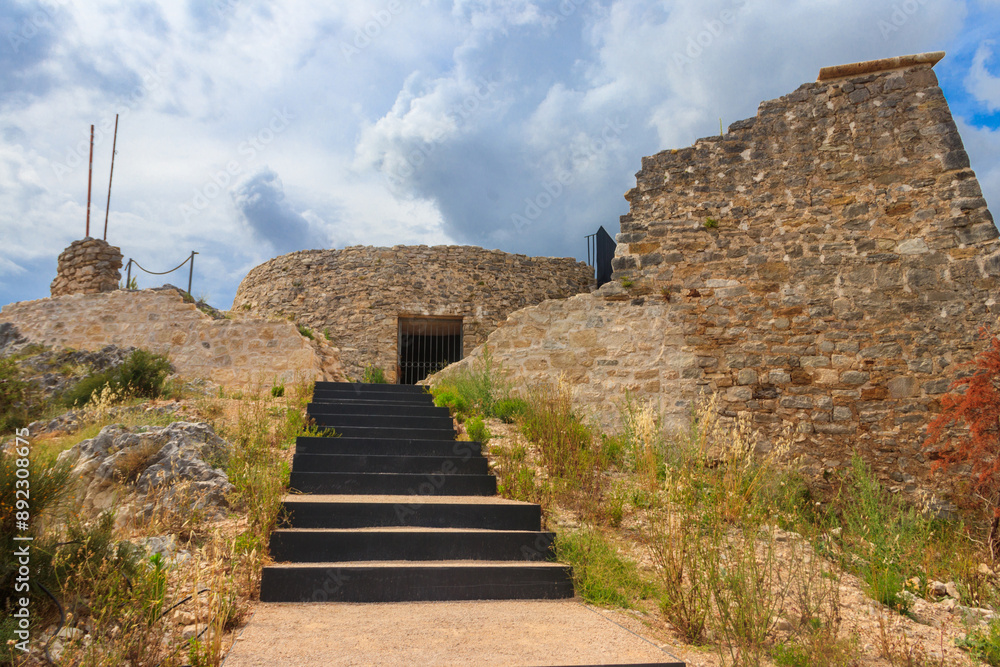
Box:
[3,50,996,504]
[232,245,593,382]
[442,52,998,501]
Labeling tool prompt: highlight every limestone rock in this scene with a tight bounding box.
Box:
[57,422,234,520]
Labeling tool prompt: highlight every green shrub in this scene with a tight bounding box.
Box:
[465,416,491,445]
[519,382,602,502]
[62,349,172,407]
[493,397,528,424]
[297,324,314,340]
[0,357,31,433]
[271,382,285,398]
[361,365,388,384]
[433,388,470,419]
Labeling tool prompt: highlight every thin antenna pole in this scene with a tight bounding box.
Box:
[85,124,94,237]
[103,114,119,241]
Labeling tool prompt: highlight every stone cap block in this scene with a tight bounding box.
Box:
[817,51,945,81]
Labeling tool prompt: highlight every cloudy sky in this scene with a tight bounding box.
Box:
[1,0,999,309]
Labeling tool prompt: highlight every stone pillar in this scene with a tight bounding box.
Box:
[50,237,124,297]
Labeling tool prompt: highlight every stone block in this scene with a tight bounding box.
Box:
[841,371,870,385]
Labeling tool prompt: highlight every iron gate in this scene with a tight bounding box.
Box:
[396,316,464,384]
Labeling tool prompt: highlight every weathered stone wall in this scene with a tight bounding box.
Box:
[233,245,593,381]
[51,237,123,296]
[0,290,345,386]
[439,54,998,500]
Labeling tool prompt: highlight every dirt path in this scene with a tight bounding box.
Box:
[221,599,685,666]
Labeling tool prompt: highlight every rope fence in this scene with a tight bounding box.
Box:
[125,251,199,295]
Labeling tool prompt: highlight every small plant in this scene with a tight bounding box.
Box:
[660,286,671,302]
[362,365,388,384]
[297,324,315,340]
[119,276,138,290]
[957,617,1000,665]
[465,416,491,445]
[271,381,285,398]
[620,277,634,288]
[324,328,332,341]
[704,217,719,229]
[242,303,251,311]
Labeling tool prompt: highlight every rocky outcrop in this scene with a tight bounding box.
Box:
[57,422,234,520]
[233,245,593,380]
[0,289,346,386]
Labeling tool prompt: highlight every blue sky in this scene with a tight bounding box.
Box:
[1,0,998,309]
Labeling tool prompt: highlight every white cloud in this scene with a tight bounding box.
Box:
[966,40,1000,112]
[0,0,997,309]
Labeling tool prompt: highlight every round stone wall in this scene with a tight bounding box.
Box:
[232,245,594,381]
[50,237,123,297]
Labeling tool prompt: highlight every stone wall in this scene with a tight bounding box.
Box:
[0,289,345,386]
[233,245,593,381]
[51,237,123,297]
[438,53,998,499]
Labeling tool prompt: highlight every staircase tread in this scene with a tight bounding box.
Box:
[292,471,493,477]
[282,494,525,505]
[264,560,568,568]
[272,527,550,534]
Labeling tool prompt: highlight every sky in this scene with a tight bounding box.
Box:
[1,0,999,309]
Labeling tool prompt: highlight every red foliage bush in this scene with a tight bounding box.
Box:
[925,332,1000,557]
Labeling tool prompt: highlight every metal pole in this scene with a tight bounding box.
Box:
[103,114,119,241]
[126,259,131,289]
[85,124,94,237]
[187,251,198,296]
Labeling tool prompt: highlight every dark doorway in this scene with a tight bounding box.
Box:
[397,316,464,384]
[585,225,617,287]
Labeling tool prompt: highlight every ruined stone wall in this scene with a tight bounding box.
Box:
[51,237,123,297]
[233,245,593,381]
[0,290,345,386]
[440,54,998,500]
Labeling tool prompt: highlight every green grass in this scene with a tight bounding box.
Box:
[556,529,657,608]
[837,453,932,612]
[431,346,511,420]
[361,365,388,384]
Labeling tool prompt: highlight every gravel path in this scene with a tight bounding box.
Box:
[222,600,684,666]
